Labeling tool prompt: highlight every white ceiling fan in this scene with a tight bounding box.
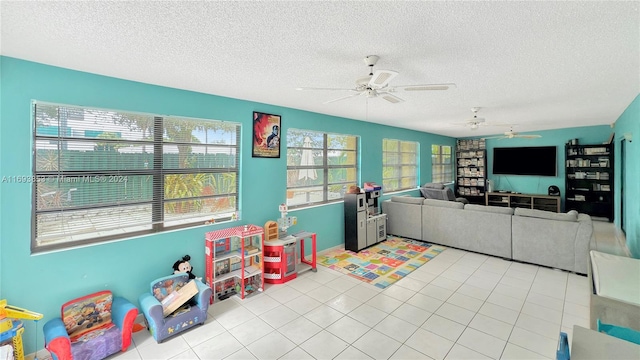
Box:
[296,55,456,104]
[454,107,488,130]
[454,107,515,131]
[482,126,542,140]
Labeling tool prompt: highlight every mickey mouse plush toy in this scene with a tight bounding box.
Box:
[173,255,196,280]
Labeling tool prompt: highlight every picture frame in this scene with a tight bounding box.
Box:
[252,112,281,158]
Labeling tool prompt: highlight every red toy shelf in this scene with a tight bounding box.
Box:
[205,225,264,303]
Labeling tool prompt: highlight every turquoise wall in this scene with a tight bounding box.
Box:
[482,126,611,210]
[0,56,453,354]
[2,55,636,355]
[613,94,640,257]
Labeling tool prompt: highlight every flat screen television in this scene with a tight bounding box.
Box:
[493,146,557,176]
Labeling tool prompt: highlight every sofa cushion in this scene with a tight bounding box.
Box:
[423,198,465,209]
[464,204,515,215]
[390,196,424,205]
[70,326,121,359]
[61,290,115,343]
[514,208,577,222]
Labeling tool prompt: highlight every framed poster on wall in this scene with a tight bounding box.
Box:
[252,111,281,158]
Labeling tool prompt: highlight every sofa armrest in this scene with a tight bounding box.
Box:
[112,296,138,351]
[139,292,164,330]
[194,279,212,311]
[382,199,422,240]
[574,214,595,274]
[43,317,72,360]
[112,296,137,329]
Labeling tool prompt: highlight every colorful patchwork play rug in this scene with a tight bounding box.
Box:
[318,237,446,289]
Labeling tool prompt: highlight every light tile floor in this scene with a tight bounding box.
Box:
[94,220,621,360]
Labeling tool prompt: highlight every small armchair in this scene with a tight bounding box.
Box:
[420,183,469,204]
[138,274,212,343]
[43,290,138,360]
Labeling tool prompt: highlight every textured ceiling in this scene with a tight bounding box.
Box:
[1,1,638,138]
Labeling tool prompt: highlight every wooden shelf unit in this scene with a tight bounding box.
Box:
[486,192,560,213]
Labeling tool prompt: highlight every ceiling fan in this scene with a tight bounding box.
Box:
[482,127,542,140]
[296,55,456,104]
[455,107,487,130]
[454,107,516,131]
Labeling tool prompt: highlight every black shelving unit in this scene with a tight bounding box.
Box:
[456,139,487,205]
[565,143,614,221]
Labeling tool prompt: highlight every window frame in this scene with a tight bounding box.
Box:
[431,144,453,184]
[382,138,419,192]
[286,129,359,210]
[32,101,240,253]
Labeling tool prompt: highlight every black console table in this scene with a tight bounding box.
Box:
[485,192,560,213]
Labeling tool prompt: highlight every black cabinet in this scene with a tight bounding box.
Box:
[456,139,487,205]
[565,143,614,221]
[344,193,367,252]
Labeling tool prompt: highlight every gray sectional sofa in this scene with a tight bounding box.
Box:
[381,196,595,274]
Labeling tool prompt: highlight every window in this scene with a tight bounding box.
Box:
[382,139,419,192]
[286,129,359,209]
[431,144,453,184]
[33,102,240,252]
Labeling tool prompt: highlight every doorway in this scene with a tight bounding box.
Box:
[620,138,627,233]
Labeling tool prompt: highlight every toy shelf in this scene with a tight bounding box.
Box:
[205,225,264,303]
[211,264,262,283]
[214,250,263,262]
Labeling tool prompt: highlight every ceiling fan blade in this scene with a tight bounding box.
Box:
[393,83,457,91]
[516,135,543,139]
[296,87,355,91]
[467,118,487,124]
[369,70,398,88]
[378,92,405,104]
[480,135,504,140]
[322,92,362,104]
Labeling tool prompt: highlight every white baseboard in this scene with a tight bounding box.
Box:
[316,244,344,256]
